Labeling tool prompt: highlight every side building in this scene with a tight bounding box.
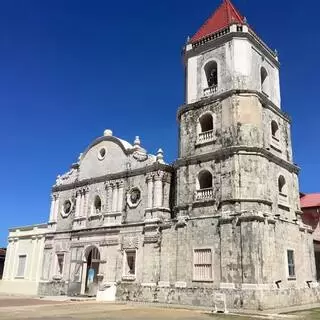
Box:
[0,248,6,280]
[0,224,47,295]
[300,193,320,281]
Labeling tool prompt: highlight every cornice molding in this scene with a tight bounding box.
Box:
[177,89,290,123]
[52,162,173,192]
[184,31,279,67]
[174,146,300,174]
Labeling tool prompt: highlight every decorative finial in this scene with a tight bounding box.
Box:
[244,16,247,24]
[186,36,190,44]
[134,136,141,147]
[156,148,164,163]
[274,49,278,56]
[104,129,113,137]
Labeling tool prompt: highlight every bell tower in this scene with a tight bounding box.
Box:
[174,0,317,305]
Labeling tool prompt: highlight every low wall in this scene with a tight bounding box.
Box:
[116,283,320,311]
[38,281,67,296]
[0,280,39,296]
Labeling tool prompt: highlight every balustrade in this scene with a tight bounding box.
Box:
[198,130,214,144]
[195,188,214,201]
[203,85,218,97]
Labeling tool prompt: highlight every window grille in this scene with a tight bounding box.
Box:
[287,250,296,278]
[193,249,212,281]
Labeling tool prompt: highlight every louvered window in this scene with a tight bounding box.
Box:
[287,250,296,278]
[193,248,213,281]
[17,255,26,278]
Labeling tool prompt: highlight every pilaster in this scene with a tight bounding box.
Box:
[145,171,171,222]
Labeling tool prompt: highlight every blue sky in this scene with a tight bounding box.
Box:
[0,0,319,246]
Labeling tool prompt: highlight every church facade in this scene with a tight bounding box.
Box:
[2,0,320,310]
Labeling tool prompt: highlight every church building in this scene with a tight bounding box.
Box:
[1,0,319,310]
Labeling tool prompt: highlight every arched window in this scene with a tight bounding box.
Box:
[199,113,213,133]
[271,120,279,140]
[260,67,269,94]
[278,175,286,194]
[94,195,102,213]
[204,61,218,88]
[198,170,213,190]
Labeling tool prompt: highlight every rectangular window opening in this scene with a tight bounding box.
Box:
[193,248,213,281]
[287,250,296,278]
[125,251,136,276]
[16,255,27,278]
[57,253,64,275]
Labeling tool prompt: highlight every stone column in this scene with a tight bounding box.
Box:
[153,172,163,208]
[53,195,60,221]
[75,191,81,218]
[108,184,113,213]
[147,174,154,209]
[3,239,13,280]
[117,181,124,212]
[84,190,89,217]
[35,236,44,281]
[49,195,56,222]
[79,192,84,217]
[29,235,37,280]
[105,183,110,213]
[112,183,118,212]
[11,238,19,279]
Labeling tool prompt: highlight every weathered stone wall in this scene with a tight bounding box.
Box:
[116,283,320,310]
[186,37,280,107]
[38,281,67,296]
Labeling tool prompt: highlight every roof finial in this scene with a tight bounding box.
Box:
[134,136,141,147]
[156,148,164,164]
[244,16,247,24]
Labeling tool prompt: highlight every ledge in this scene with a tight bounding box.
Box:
[122,275,136,282]
[73,216,86,221]
[53,162,174,192]
[141,282,157,287]
[178,89,289,122]
[195,138,216,148]
[270,143,282,153]
[104,212,122,218]
[185,30,278,67]
[221,198,273,206]
[278,203,290,211]
[88,214,103,221]
[192,279,213,283]
[145,207,171,213]
[175,146,299,174]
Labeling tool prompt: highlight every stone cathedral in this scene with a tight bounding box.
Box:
[2,0,320,310]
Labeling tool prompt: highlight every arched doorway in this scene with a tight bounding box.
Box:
[80,246,101,296]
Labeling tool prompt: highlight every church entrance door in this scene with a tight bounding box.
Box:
[81,246,101,296]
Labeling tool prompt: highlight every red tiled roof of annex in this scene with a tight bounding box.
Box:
[0,248,6,255]
[191,0,245,43]
[300,193,320,209]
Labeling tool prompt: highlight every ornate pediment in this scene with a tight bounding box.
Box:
[55,167,79,186]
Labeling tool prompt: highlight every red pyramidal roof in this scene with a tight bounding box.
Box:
[191,0,245,43]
